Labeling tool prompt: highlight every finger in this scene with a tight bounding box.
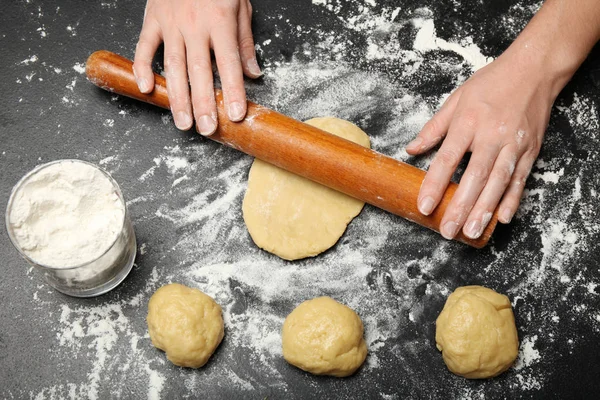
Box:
[238,0,261,78]
[462,145,518,239]
[416,112,475,217]
[406,91,461,155]
[164,30,193,130]
[133,18,162,93]
[497,152,536,224]
[246,0,253,18]
[212,15,247,122]
[186,34,218,136]
[439,140,500,239]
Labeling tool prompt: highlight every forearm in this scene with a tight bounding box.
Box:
[503,0,600,98]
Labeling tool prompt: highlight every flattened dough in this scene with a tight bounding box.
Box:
[242,117,370,260]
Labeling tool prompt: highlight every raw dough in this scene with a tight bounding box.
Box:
[242,117,371,260]
[147,283,224,368]
[435,285,519,379]
[282,296,368,377]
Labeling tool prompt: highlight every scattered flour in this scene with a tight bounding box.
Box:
[19,55,39,65]
[413,18,492,71]
[514,335,541,371]
[13,0,599,398]
[73,63,86,74]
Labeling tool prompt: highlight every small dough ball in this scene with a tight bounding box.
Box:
[147,283,224,368]
[435,285,519,379]
[282,296,367,377]
[242,117,370,260]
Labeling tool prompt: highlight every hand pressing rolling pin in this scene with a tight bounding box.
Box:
[132,0,261,135]
[406,0,600,241]
[132,0,600,243]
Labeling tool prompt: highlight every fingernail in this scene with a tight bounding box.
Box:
[500,208,513,224]
[174,111,193,130]
[247,59,263,76]
[141,78,153,93]
[464,220,482,239]
[418,196,435,215]
[481,211,493,228]
[407,137,423,150]
[197,115,217,136]
[441,221,459,240]
[228,101,245,121]
[134,70,151,93]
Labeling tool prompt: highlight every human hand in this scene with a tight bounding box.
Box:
[405,50,557,240]
[133,0,262,135]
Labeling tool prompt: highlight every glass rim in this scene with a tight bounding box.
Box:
[5,159,128,271]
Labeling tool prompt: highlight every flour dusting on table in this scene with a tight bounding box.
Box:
[12,1,599,399]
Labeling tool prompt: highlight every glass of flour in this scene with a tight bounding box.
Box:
[5,160,137,297]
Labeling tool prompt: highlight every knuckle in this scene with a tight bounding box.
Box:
[135,37,150,51]
[492,165,513,186]
[524,134,542,153]
[458,109,479,129]
[222,88,245,104]
[506,183,524,201]
[466,163,490,182]
[519,176,528,187]
[168,94,184,108]
[525,139,537,153]
[135,39,156,59]
[189,56,213,73]
[187,3,201,24]
[213,2,237,18]
[511,172,529,188]
[164,53,186,70]
[220,78,244,95]
[495,121,508,135]
[192,93,216,111]
[238,35,256,53]
[425,117,440,137]
[218,52,242,69]
[167,87,189,108]
[529,147,541,160]
[451,203,471,222]
[435,148,461,169]
[515,128,527,143]
[141,17,161,36]
[133,58,152,70]
[420,178,442,196]
[501,197,518,213]
[132,60,149,74]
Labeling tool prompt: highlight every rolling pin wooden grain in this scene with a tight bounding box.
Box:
[86,50,498,248]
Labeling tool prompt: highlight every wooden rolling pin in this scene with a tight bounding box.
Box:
[86,50,498,248]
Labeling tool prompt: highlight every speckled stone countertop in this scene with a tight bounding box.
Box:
[1,0,599,398]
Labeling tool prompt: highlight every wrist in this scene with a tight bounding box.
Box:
[501,0,600,100]
[501,38,575,101]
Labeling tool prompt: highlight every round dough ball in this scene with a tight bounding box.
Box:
[435,285,519,379]
[242,117,370,260]
[147,283,224,368]
[282,296,367,377]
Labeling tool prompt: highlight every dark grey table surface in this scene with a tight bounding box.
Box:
[1,0,599,399]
